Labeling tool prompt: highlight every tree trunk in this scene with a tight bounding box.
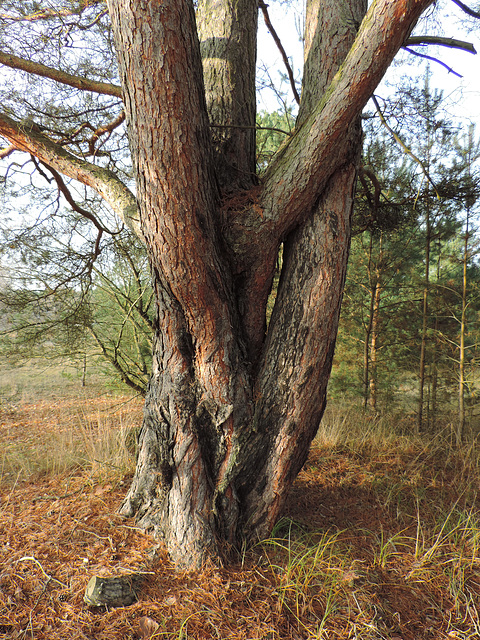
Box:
[363,233,375,410]
[197,0,258,191]
[417,191,431,433]
[241,162,359,539]
[458,216,469,445]
[106,0,367,567]
[369,273,382,414]
[107,0,255,568]
[102,0,436,569]
[431,315,438,427]
[0,0,428,570]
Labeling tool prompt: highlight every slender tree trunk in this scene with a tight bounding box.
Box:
[458,216,469,445]
[431,315,438,427]
[430,248,443,429]
[363,234,375,410]
[369,274,382,413]
[368,234,383,414]
[363,292,373,410]
[418,193,431,433]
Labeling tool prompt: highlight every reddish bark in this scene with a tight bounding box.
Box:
[105,0,435,569]
[0,0,437,569]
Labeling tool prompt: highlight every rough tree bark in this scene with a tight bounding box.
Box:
[0,0,437,569]
[105,0,434,568]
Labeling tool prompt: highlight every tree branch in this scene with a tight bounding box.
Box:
[0,1,104,23]
[451,0,480,19]
[88,110,125,155]
[258,1,300,105]
[35,159,121,236]
[0,50,122,98]
[403,46,463,76]
[0,111,141,240]
[210,123,292,137]
[256,0,436,241]
[406,35,477,53]
[88,324,147,395]
[224,0,435,361]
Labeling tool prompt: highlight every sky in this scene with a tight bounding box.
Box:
[256,0,480,127]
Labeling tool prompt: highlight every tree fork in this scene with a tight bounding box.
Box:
[105,0,437,568]
[0,0,440,569]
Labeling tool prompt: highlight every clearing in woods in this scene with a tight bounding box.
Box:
[1,367,480,639]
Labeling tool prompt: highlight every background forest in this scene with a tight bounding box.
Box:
[2,69,479,443]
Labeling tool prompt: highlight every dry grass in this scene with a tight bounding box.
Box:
[1,380,480,639]
[0,392,142,483]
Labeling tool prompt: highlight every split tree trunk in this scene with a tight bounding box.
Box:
[104,0,434,569]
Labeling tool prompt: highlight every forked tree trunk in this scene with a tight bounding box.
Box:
[104,0,434,569]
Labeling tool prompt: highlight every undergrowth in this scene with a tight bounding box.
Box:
[0,382,141,483]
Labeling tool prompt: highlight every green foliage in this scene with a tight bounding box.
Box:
[256,108,295,172]
[331,75,480,428]
[0,225,153,394]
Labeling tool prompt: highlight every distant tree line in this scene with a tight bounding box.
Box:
[331,71,480,440]
[1,71,479,438]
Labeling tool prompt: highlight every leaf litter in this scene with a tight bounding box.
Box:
[1,392,480,639]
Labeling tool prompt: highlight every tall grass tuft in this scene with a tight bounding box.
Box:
[259,518,355,634]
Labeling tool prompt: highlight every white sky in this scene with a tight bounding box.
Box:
[256,1,480,126]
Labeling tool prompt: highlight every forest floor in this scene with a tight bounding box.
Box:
[1,369,480,639]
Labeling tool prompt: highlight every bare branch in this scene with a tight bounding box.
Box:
[258,1,300,105]
[358,165,382,211]
[403,46,463,76]
[406,35,477,53]
[35,158,121,236]
[89,324,147,395]
[451,0,480,19]
[210,123,292,137]
[68,9,109,30]
[0,51,122,98]
[88,110,125,156]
